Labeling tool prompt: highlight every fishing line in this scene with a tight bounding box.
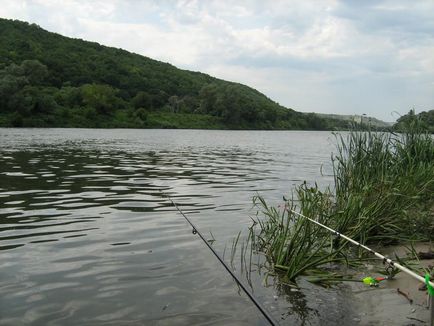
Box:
[161,191,278,326]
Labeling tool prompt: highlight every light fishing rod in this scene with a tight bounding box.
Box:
[162,192,278,326]
[287,208,434,290]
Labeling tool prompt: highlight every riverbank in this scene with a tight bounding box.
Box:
[248,124,433,323]
[349,243,433,325]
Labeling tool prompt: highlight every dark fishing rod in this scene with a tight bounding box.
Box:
[162,192,278,326]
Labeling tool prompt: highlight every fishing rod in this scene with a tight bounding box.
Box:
[287,208,434,290]
[163,192,278,326]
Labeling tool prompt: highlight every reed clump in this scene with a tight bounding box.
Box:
[331,122,434,242]
[252,119,434,282]
[252,188,348,282]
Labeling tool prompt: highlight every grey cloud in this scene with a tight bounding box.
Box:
[334,0,434,39]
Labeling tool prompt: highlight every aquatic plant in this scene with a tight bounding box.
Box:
[251,193,348,282]
[331,123,434,242]
[249,121,434,282]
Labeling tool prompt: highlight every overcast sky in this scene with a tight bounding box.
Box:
[1,0,433,121]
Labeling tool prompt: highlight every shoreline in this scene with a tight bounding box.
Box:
[349,242,433,325]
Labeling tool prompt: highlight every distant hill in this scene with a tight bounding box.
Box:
[394,109,434,133]
[0,18,352,130]
[317,113,393,128]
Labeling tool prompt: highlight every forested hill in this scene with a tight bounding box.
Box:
[0,18,347,129]
[394,109,434,133]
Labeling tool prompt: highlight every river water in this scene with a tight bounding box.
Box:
[0,128,355,325]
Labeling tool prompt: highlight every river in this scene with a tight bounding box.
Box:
[1,128,356,325]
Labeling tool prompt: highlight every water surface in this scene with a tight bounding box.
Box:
[1,128,350,325]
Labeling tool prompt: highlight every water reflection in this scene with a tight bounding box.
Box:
[0,128,338,325]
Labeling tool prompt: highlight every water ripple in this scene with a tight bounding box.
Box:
[0,128,335,325]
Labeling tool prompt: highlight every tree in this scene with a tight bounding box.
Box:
[132,91,152,110]
[9,86,56,115]
[168,95,180,113]
[81,83,118,114]
[21,60,48,84]
[54,86,82,108]
[198,84,218,114]
[0,60,49,112]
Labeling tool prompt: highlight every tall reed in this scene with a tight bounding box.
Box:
[331,123,434,242]
[252,187,347,282]
[251,120,433,282]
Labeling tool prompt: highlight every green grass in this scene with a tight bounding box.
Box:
[250,119,434,283]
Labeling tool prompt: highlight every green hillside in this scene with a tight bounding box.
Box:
[0,18,347,129]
